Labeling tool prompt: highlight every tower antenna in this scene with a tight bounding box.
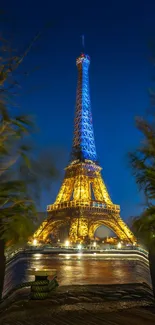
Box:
[81,34,85,52]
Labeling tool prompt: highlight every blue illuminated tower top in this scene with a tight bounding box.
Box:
[71,53,97,163]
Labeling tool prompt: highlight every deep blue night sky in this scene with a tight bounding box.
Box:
[2,0,155,223]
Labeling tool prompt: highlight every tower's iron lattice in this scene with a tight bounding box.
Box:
[32,53,136,244]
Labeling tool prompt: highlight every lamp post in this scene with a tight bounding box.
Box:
[65,240,69,248]
[117,242,122,249]
[33,239,38,246]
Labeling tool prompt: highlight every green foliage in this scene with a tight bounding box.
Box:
[132,208,155,249]
[0,32,58,248]
[129,117,155,200]
[129,117,155,248]
[0,104,36,245]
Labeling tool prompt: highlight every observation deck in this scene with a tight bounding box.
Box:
[47,201,120,213]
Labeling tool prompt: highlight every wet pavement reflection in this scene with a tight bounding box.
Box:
[3,254,151,296]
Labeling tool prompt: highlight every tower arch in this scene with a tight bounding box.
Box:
[33,219,70,243]
[88,216,134,243]
[94,224,114,239]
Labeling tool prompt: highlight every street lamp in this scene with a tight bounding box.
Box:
[65,240,69,248]
[117,242,122,249]
[33,239,37,246]
[77,244,82,250]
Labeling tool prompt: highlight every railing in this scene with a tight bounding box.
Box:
[5,246,149,265]
[5,247,23,262]
[47,201,120,212]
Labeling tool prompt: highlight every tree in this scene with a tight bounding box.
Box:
[129,116,155,296]
[0,32,58,299]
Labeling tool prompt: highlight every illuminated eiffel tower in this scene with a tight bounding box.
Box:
[33,51,136,244]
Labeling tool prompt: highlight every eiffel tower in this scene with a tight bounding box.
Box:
[33,52,136,244]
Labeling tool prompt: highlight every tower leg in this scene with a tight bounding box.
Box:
[69,218,89,243]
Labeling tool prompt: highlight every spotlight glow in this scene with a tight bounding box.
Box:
[33,239,37,246]
[65,240,69,247]
[117,242,122,249]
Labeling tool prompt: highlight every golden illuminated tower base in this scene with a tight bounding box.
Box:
[33,160,136,244]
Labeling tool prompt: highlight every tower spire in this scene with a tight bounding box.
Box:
[70,52,97,162]
[81,35,85,52]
